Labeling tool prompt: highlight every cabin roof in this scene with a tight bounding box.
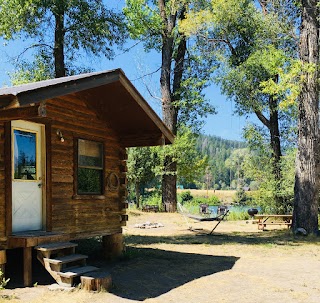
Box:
[0,69,174,147]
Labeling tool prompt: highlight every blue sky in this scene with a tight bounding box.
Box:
[0,1,255,141]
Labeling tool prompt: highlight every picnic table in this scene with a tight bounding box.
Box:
[254,214,292,231]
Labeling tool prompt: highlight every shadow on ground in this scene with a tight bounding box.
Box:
[125,230,320,247]
[107,247,238,301]
[5,248,56,288]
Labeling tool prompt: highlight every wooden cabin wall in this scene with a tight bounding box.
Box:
[0,122,5,239]
[46,95,127,239]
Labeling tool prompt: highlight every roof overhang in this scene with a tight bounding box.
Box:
[0,69,174,147]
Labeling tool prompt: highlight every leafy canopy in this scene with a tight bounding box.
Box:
[124,0,215,132]
[0,0,127,74]
[153,127,208,184]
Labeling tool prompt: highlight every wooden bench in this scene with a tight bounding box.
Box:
[254,214,292,231]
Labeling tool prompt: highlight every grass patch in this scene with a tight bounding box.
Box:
[177,189,236,203]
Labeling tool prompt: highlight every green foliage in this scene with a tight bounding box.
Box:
[0,270,9,290]
[244,149,296,214]
[183,195,220,208]
[124,0,215,133]
[127,147,157,187]
[153,127,208,184]
[195,134,248,189]
[207,195,220,205]
[126,146,158,205]
[141,191,163,211]
[10,51,54,84]
[180,0,299,200]
[77,168,102,194]
[0,0,127,76]
[179,190,193,203]
[227,210,250,221]
[124,0,162,51]
[233,188,248,205]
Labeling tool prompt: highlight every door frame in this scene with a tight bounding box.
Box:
[5,120,47,235]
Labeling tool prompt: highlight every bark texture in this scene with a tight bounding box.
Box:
[159,1,186,212]
[293,0,319,234]
[54,3,66,78]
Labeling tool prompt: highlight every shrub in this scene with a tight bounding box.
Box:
[180,190,193,204]
[233,188,247,205]
[141,192,163,211]
[228,211,250,221]
[0,270,9,290]
[207,195,220,206]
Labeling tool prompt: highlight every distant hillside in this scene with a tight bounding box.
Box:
[187,134,247,189]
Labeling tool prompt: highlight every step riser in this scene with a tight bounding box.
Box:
[35,242,99,287]
[48,259,87,273]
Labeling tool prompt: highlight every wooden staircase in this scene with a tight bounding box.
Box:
[35,242,98,287]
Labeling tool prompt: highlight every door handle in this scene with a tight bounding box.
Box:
[38,183,42,188]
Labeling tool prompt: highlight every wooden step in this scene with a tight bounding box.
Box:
[81,271,112,291]
[44,254,88,265]
[35,241,78,252]
[57,266,99,278]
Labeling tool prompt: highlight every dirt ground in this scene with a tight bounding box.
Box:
[1,210,320,303]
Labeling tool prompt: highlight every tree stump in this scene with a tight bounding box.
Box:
[102,233,124,260]
[81,271,112,292]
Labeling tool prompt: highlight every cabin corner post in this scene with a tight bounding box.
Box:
[101,147,127,260]
[0,250,6,276]
[102,233,124,260]
[4,122,12,236]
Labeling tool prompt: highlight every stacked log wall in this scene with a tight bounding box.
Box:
[0,123,5,239]
[46,95,127,239]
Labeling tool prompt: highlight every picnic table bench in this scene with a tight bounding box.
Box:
[254,214,292,231]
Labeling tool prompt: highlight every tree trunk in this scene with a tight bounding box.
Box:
[160,34,177,212]
[54,5,66,78]
[269,97,282,179]
[159,0,177,212]
[293,0,319,234]
[269,94,286,213]
[135,180,140,209]
[162,161,177,212]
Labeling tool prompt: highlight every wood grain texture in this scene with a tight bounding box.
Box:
[46,97,126,239]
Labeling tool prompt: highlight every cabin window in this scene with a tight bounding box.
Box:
[77,139,103,195]
[13,129,37,180]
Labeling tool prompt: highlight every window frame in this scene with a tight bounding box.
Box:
[12,127,39,181]
[73,137,105,199]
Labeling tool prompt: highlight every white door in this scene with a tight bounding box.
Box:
[12,120,45,233]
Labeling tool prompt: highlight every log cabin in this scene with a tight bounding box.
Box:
[0,69,174,287]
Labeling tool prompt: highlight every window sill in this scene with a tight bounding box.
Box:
[72,194,105,200]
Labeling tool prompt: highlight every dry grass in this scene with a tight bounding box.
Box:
[1,211,320,303]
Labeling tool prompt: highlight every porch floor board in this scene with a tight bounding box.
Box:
[8,231,70,248]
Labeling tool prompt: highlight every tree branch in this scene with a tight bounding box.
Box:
[207,38,237,56]
[114,40,143,58]
[254,110,270,129]
[130,66,161,81]
[257,0,268,16]
[143,81,163,103]
[15,43,53,62]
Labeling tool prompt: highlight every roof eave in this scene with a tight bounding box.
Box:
[14,70,122,106]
